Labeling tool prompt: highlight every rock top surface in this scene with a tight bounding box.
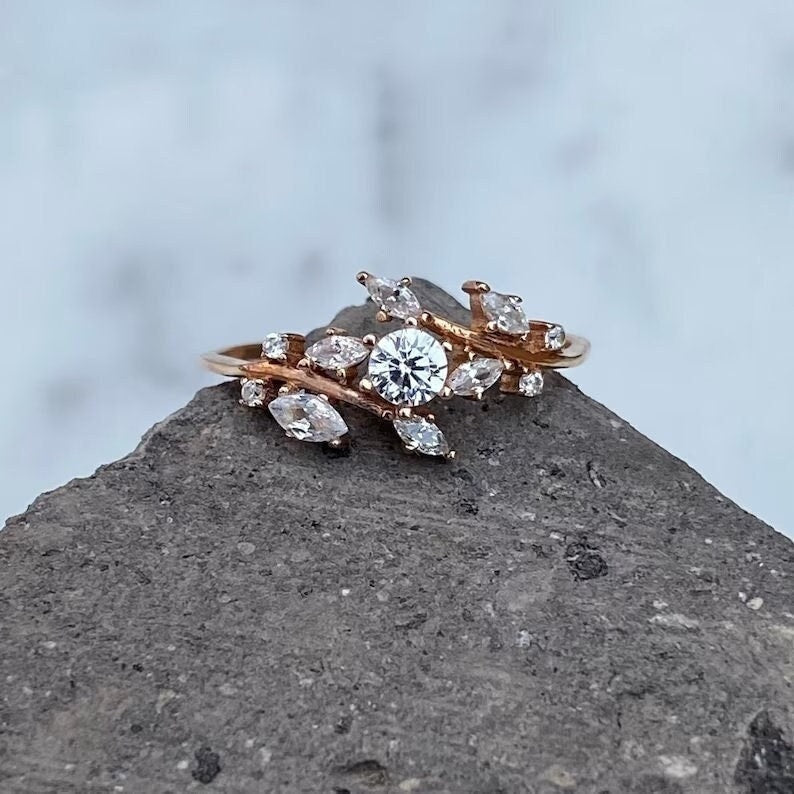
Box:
[2,282,793,794]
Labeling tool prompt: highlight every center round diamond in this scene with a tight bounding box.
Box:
[368,328,448,406]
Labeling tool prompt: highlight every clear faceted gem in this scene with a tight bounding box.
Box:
[447,356,504,397]
[240,378,266,407]
[393,416,450,457]
[481,291,530,334]
[262,332,288,360]
[519,370,544,397]
[364,275,422,320]
[368,328,448,406]
[268,391,348,442]
[545,324,566,351]
[305,335,369,370]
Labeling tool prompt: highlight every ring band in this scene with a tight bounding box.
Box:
[202,273,589,458]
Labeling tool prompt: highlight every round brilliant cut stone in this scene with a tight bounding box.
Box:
[545,325,566,351]
[481,291,530,335]
[368,328,448,406]
[364,275,421,320]
[519,370,544,397]
[393,416,450,457]
[240,379,266,407]
[447,356,504,397]
[262,333,288,360]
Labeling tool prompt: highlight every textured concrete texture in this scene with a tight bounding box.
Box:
[1,281,793,794]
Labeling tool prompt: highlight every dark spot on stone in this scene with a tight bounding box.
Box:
[549,464,565,477]
[458,498,479,516]
[334,715,352,734]
[395,612,427,631]
[132,663,144,672]
[488,633,503,652]
[565,541,609,581]
[322,441,352,458]
[130,723,143,734]
[333,789,351,794]
[336,759,388,787]
[735,710,794,793]
[192,746,222,784]
[480,402,489,412]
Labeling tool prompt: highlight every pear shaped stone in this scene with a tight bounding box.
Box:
[268,391,348,442]
[393,416,450,457]
[364,275,421,320]
[481,291,530,335]
[447,357,504,397]
[305,335,369,370]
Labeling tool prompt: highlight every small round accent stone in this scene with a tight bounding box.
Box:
[240,379,267,407]
[519,370,544,397]
[545,325,566,351]
[368,328,448,406]
[262,333,288,360]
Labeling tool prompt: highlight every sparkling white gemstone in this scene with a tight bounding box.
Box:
[393,416,450,457]
[364,275,422,320]
[305,335,369,370]
[240,378,266,407]
[545,324,566,351]
[447,356,504,397]
[519,370,544,397]
[268,391,348,442]
[481,291,530,334]
[368,328,448,406]
[261,332,288,360]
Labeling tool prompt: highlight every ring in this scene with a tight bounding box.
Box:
[202,272,589,459]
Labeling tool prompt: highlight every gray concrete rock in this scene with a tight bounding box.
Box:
[1,281,793,794]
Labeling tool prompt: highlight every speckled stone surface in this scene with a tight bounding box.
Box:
[1,282,793,794]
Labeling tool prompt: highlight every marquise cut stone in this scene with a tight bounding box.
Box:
[447,357,504,397]
[481,291,530,335]
[365,275,421,320]
[305,335,369,370]
[393,416,450,457]
[262,332,288,360]
[268,391,348,442]
[368,328,448,406]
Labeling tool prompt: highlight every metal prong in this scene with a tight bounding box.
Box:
[327,437,344,448]
[359,378,373,392]
[278,384,292,395]
[376,310,390,323]
[473,390,484,401]
[403,441,419,453]
[420,311,434,324]
[397,407,412,419]
[461,280,490,294]
[509,294,522,303]
[486,320,498,332]
[446,449,457,461]
[404,316,418,327]
[297,357,311,369]
[502,359,515,371]
[439,386,454,400]
[356,271,370,284]
[317,393,330,402]
[399,276,412,287]
[362,333,377,348]
[382,410,394,421]
[441,340,453,352]
[467,349,477,361]
[326,326,347,336]
[426,413,435,423]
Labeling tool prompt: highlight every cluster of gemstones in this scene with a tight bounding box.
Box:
[239,274,567,458]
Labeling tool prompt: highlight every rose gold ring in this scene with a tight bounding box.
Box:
[201,272,589,459]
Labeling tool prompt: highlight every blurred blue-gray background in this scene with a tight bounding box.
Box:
[2,1,792,535]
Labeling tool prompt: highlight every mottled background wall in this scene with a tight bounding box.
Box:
[2,1,793,536]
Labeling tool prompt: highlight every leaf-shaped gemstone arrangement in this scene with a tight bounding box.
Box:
[304,335,369,370]
[393,416,451,457]
[268,391,348,442]
[447,356,504,398]
[363,274,422,320]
